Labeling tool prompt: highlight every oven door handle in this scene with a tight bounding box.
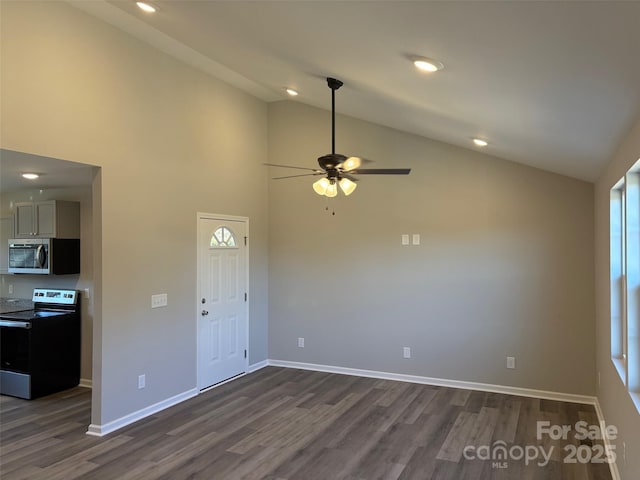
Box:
[0,320,31,329]
[36,244,47,268]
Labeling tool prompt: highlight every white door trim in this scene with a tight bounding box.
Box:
[196,212,249,392]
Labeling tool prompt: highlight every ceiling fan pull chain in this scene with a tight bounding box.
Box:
[324,198,336,216]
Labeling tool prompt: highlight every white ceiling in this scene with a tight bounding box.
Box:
[71,1,640,181]
[0,149,96,193]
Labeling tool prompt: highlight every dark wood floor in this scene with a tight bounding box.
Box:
[0,367,612,479]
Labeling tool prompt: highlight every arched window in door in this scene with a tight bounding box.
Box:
[210,226,237,248]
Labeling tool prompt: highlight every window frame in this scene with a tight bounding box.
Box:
[610,160,640,413]
[210,226,238,249]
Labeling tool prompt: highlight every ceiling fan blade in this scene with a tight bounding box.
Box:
[339,156,374,172]
[272,172,325,180]
[341,173,359,182]
[350,168,411,175]
[264,162,321,172]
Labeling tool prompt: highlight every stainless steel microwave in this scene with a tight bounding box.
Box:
[8,238,80,275]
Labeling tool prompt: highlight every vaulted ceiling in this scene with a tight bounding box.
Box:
[66,1,640,181]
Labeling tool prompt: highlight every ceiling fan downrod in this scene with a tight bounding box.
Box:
[327,77,343,155]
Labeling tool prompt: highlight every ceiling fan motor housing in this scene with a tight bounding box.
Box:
[318,153,347,172]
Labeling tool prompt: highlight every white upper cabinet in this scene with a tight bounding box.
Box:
[14,200,80,238]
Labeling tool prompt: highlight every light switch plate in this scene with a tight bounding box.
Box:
[401,234,409,245]
[412,234,421,245]
[151,293,168,308]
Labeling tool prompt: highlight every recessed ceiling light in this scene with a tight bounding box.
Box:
[22,173,40,180]
[136,2,156,13]
[412,56,444,73]
[473,138,488,147]
[285,88,299,97]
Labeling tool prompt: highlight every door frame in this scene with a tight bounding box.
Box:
[196,212,250,392]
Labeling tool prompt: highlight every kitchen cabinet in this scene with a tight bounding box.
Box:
[14,201,80,238]
[0,216,13,273]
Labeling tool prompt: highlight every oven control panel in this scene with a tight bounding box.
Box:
[32,289,78,305]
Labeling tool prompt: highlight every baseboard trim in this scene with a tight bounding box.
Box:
[268,359,598,405]
[594,398,621,480]
[248,359,269,373]
[86,387,198,437]
[79,378,92,389]
[84,360,274,437]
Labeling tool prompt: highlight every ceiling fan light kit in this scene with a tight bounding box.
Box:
[265,77,411,198]
[312,177,330,195]
[338,177,357,196]
[325,181,338,198]
[312,177,358,197]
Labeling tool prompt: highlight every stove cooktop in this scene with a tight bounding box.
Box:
[0,310,71,321]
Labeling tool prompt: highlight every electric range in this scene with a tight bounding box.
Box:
[0,288,81,399]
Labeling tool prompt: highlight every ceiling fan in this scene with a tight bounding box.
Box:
[265,77,411,197]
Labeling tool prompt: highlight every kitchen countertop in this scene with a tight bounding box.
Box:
[0,298,34,314]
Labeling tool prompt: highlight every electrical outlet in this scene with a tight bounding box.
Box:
[401,234,409,246]
[298,337,304,348]
[412,234,421,245]
[138,374,146,389]
[403,347,411,359]
[151,293,168,308]
[8,284,13,295]
[507,356,516,369]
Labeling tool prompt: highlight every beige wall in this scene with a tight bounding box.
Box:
[268,101,595,395]
[1,2,269,426]
[595,115,640,479]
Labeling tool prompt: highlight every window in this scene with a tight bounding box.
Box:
[610,159,640,412]
[210,226,237,248]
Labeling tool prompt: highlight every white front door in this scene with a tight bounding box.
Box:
[197,214,248,390]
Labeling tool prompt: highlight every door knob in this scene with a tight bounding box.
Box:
[201,310,209,316]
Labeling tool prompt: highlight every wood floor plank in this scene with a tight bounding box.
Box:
[436,411,478,462]
[0,436,64,472]
[396,385,439,425]
[466,406,499,450]
[450,388,472,407]
[354,422,423,478]
[0,368,613,480]
[491,395,521,444]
